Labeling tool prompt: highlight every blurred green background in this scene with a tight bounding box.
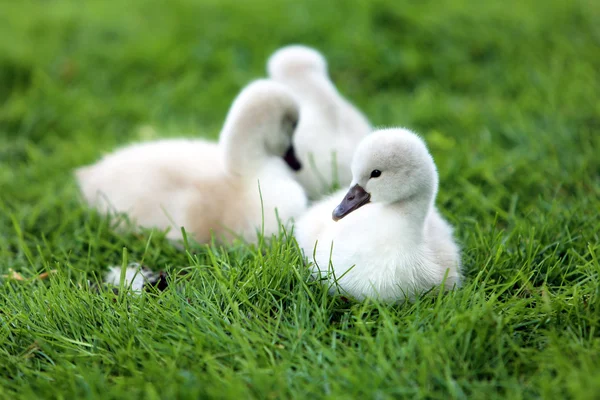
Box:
[1,0,599,398]
[1,0,598,207]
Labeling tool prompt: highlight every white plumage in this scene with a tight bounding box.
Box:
[267,45,372,199]
[76,79,308,244]
[104,264,155,293]
[295,128,462,302]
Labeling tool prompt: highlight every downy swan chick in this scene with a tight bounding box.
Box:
[295,128,461,302]
[76,79,308,244]
[267,45,371,199]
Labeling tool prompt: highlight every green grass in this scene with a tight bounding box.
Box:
[1,0,599,398]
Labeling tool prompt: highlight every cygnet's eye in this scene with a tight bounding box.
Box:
[284,115,298,133]
[370,169,382,178]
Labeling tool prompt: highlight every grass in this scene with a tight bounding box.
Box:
[1,0,599,398]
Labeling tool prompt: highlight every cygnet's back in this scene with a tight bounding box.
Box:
[268,45,371,199]
[76,138,222,235]
[76,80,308,244]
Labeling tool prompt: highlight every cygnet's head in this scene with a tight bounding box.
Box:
[332,128,438,221]
[267,45,328,81]
[220,79,302,173]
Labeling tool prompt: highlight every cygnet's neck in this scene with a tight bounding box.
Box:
[279,72,341,115]
[389,181,438,228]
[220,120,273,176]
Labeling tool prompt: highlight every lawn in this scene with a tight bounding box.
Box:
[1,0,599,398]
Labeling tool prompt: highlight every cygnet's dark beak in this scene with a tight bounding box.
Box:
[332,184,371,221]
[283,145,302,171]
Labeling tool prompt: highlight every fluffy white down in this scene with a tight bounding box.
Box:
[76,80,308,244]
[104,264,155,293]
[295,128,462,302]
[267,45,371,199]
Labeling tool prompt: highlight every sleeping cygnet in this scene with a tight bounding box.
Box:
[76,79,308,244]
[295,128,462,302]
[267,45,371,199]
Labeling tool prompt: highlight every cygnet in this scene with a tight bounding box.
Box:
[267,45,371,199]
[76,79,308,244]
[295,128,462,302]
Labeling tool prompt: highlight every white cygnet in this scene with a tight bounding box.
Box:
[267,45,372,199]
[76,79,308,244]
[295,128,462,302]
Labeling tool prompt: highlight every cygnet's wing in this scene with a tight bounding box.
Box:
[424,208,462,287]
